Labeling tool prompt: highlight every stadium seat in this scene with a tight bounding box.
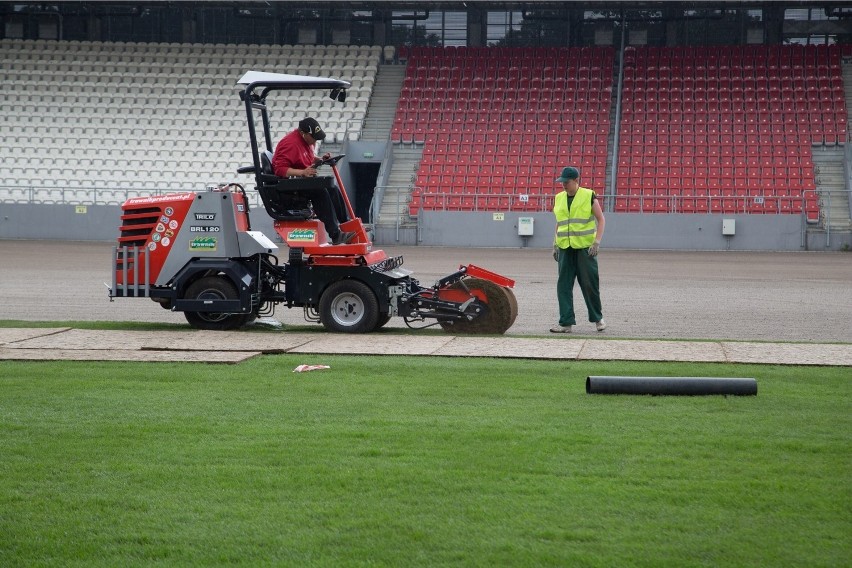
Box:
[615,44,838,218]
[1,39,382,203]
[398,46,614,212]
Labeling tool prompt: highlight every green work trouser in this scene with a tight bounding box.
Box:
[556,246,603,326]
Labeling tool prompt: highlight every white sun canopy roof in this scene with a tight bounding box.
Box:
[237,71,351,89]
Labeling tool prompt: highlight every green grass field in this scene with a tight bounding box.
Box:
[1,351,849,567]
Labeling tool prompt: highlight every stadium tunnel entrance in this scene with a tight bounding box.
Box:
[351,163,380,223]
[340,141,388,225]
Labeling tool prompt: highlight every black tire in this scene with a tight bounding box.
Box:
[318,279,379,333]
[373,312,392,331]
[183,276,247,331]
[438,277,514,335]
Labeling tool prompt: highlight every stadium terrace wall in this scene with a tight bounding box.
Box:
[3,204,847,251]
[414,211,837,251]
[0,204,277,249]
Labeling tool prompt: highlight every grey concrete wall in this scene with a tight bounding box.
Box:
[3,203,848,251]
[0,203,279,245]
[0,203,120,241]
[344,141,387,164]
[414,211,813,251]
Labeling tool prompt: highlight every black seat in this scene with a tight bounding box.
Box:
[256,150,334,221]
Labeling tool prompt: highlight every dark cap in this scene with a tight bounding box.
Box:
[556,166,580,182]
[298,117,326,141]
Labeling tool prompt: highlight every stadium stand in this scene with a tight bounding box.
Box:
[0,39,380,205]
[1,39,846,227]
[395,46,615,217]
[398,44,847,220]
[617,44,846,220]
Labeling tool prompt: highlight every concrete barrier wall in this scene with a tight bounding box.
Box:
[2,203,846,251]
[0,203,277,245]
[416,211,809,251]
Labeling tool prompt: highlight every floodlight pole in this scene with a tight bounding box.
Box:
[609,10,627,212]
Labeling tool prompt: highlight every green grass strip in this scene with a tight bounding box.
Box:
[1,356,849,567]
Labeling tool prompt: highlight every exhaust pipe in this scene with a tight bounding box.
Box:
[586,376,757,396]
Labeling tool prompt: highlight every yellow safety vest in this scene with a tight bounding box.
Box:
[553,187,596,249]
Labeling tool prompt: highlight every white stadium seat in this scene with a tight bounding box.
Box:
[0,38,380,203]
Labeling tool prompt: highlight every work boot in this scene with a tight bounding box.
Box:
[331,231,355,245]
[550,324,572,333]
[595,319,607,332]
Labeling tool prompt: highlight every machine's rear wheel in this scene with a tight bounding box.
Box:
[437,277,515,335]
[319,280,379,333]
[373,312,392,331]
[183,276,248,331]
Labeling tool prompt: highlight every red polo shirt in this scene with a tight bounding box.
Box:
[271,129,315,177]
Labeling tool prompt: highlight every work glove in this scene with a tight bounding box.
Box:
[588,241,600,257]
[552,245,559,261]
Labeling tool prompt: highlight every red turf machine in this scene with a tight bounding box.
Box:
[109,71,517,334]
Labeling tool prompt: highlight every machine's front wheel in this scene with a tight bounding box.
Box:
[183,276,248,331]
[319,280,379,333]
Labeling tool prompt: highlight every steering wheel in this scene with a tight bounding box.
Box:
[318,154,346,167]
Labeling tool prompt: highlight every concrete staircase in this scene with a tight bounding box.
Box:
[360,63,422,244]
[360,64,405,141]
[812,146,851,231]
[806,59,852,234]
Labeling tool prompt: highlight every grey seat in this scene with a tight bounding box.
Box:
[256,150,334,221]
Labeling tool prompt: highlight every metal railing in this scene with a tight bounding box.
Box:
[0,184,264,208]
[371,139,395,223]
[5,185,843,224]
[609,192,820,216]
[813,188,852,247]
[412,191,554,213]
[405,190,830,218]
[371,184,415,242]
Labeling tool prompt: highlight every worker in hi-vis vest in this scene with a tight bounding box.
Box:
[550,166,607,334]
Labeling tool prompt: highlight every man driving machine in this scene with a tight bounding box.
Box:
[271,117,354,245]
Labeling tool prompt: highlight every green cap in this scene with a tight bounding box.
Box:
[556,166,580,182]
